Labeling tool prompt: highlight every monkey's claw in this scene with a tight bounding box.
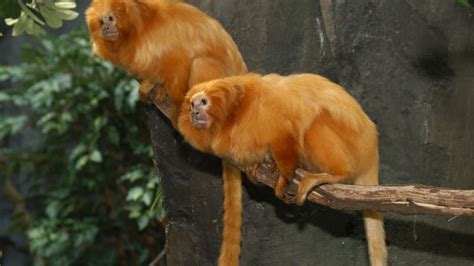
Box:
[284,182,299,204]
[275,178,297,204]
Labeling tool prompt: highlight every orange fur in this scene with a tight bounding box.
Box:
[86,1,247,265]
[86,0,247,124]
[178,73,387,266]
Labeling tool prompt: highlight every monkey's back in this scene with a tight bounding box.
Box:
[232,73,378,177]
[277,74,378,179]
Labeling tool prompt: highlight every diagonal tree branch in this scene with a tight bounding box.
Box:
[149,91,474,217]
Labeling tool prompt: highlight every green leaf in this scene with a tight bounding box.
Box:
[46,201,60,218]
[12,13,27,36]
[0,92,10,102]
[5,18,18,26]
[0,116,28,139]
[89,150,103,163]
[70,143,86,160]
[156,208,166,220]
[28,227,46,239]
[75,155,89,170]
[137,215,149,230]
[39,6,63,29]
[127,187,144,201]
[24,16,35,35]
[142,191,152,206]
[127,82,140,108]
[93,117,106,129]
[37,112,55,126]
[10,116,27,134]
[121,168,144,182]
[129,210,141,219]
[53,8,79,21]
[32,21,45,36]
[55,2,77,9]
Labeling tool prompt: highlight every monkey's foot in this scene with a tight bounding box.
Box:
[275,176,295,204]
[283,182,299,204]
[295,173,339,205]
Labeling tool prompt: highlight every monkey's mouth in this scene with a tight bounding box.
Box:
[102,31,119,41]
[191,113,211,128]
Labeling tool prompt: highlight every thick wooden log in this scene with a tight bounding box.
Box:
[151,93,474,217]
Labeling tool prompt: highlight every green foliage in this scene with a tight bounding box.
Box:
[458,0,473,7]
[2,0,78,36]
[0,0,22,18]
[0,28,165,265]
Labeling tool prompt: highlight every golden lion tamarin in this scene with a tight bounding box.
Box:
[85,0,247,124]
[86,1,247,265]
[178,73,387,266]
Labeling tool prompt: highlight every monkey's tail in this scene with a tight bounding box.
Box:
[362,210,387,266]
[218,161,242,266]
[356,164,387,266]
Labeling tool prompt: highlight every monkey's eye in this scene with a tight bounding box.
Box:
[108,16,115,22]
[201,99,207,105]
[191,102,194,108]
[99,19,104,25]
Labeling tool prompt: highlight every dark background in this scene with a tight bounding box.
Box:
[1,0,474,265]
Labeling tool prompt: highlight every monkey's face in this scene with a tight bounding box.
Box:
[87,0,143,44]
[99,12,119,41]
[189,92,213,129]
[86,3,121,43]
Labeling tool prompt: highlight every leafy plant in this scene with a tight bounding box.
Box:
[458,0,473,7]
[2,0,78,36]
[0,28,165,265]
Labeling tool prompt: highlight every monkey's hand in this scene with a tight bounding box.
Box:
[275,175,296,204]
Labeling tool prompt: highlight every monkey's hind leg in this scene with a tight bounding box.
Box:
[270,137,299,204]
[295,173,348,205]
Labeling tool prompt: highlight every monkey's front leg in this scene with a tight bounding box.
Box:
[270,137,299,204]
[165,83,188,128]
